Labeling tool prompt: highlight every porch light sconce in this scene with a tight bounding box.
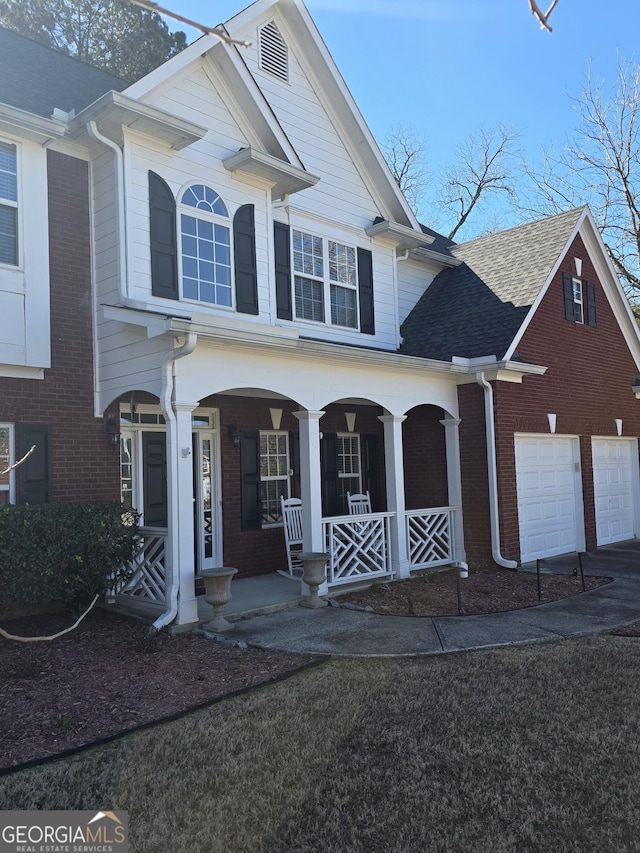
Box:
[574,257,583,277]
[615,418,623,436]
[228,423,241,448]
[345,412,356,433]
[105,417,121,447]
[547,413,557,434]
[269,407,283,430]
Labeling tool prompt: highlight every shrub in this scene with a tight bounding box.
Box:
[0,502,141,609]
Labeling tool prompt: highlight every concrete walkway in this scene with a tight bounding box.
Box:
[217,542,640,657]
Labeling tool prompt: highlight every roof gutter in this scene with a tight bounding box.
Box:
[86,120,146,311]
[476,371,518,569]
[152,332,198,633]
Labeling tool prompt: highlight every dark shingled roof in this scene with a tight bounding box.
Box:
[400,207,586,362]
[0,26,127,119]
[419,223,457,258]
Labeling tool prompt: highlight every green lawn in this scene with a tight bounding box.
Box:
[3,636,640,852]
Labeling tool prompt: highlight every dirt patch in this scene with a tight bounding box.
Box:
[336,566,611,617]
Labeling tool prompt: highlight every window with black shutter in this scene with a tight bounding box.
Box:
[233,204,258,315]
[149,171,179,300]
[240,430,261,531]
[15,423,51,504]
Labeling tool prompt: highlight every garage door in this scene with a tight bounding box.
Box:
[515,436,582,563]
[592,439,637,545]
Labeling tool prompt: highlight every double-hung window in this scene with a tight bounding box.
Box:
[337,433,361,512]
[292,229,358,328]
[0,424,14,504]
[180,184,232,307]
[571,278,584,324]
[260,431,290,525]
[0,141,18,266]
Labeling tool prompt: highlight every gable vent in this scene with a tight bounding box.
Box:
[259,21,288,82]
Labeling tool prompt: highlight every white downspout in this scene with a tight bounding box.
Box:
[476,371,518,569]
[86,120,146,310]
[152,332,198,632]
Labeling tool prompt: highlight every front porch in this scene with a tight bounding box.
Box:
[114,503,461,621]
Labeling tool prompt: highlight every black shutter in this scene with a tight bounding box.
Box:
[240,430,261,531]
[363,434,379,511]
[586,281,597,327]
[358,247,375,335]
[290,430,301,499]
[320,432,339,517]
[563,272,576,322]
[16,423,51,504]
[274,221,292,320]
[234,204,259,315]
[149,171,179,300]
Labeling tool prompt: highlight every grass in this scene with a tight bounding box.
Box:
[4,636,640,852]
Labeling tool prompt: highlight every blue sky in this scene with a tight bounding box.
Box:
[171,1,640,228]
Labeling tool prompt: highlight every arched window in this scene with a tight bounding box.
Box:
[180,184,232,306]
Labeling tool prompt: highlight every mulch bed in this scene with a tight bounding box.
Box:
[0,609,315,771]
[336,566,611,617]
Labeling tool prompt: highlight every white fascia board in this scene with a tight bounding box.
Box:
[121,33,223,100]
[409,246,462,268]
[69,92,207,150]
[231,0,418,229]
[578,210,640,371]
[365,220,435,251]
[453,355,547,384]
[101,304,192,336]
[0,104,65,144]
[503,208,588,362]
[169,315,466,375]
[0,365,44,380]
[205,44,305,169]
[223,147,319,197]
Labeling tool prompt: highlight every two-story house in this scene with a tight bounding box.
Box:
[3,0,640,633]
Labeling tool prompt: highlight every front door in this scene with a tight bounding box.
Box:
[121,407,222,570]
[142,431,167,527]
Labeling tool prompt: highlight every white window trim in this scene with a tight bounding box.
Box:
[337,432,361,488]
[178,184,235,311]
[0,136,20,271]
[0,423,16,504]
[259,430,290,527]
[572,277,584,324]
[291,227,360,330]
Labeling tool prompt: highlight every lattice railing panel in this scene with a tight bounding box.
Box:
[118,528,167,603]
[323,513,393,586]
[407,508,454,569]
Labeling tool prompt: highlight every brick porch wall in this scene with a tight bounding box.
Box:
[402,405,449,510]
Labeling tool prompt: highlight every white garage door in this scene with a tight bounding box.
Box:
[515,435,582,563]
[592,439,637,545]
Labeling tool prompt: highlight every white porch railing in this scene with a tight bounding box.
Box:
[407,506,455,570]
[323,512,394,586]
[117,526,168,603]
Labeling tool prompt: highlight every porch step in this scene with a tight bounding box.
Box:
[197,572,302,624]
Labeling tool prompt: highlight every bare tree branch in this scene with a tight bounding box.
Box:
[381,125,430,217]
[523,58,640,297]
[0,594,99,642]
[0,444,35,477]
[125,0,251,47]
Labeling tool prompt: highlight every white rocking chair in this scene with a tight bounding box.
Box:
[280,496,304,578]
[347,491,372,515]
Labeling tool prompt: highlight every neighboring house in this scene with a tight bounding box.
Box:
[0,27,127,506]
[2,0,639,631]
[401,207,640,567]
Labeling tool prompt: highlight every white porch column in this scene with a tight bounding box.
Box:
[293,410,326,596]
[169,401,199,627]
[441,417,467,565]
[379,414,410,578]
